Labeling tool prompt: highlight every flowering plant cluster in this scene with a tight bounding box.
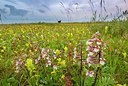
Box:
[86,31,106,77]
[15,58,25,73]
[73,47,80,62]
[35,48,58,70]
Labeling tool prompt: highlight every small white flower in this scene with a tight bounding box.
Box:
[88,52,94,57]
[41,48,45,52]
[53,65,57,70]
[73,54,77,59]
[93,48,99,53]
[74,47,77,51]
[16,61,19,66]
[86,46,90,51]
[86,41,93,45]
[46,56,50,60]
[16,66,19,70]
[46,64,48,67]
[15,66,20,73]
[100,60,105,65]
[86,70,94,77]
[88,63,92,67]
[47,49,50,52]
[35,59,38,64]
[15,70,20,73]
[48,60,52,66]
[95,31,100,35]
[53,54,57,59]
[37,56,41,61]
[50,77,53,80]
[97,42,101,45]
[100,58,105,65]
[53,51,57,59]
[86,57,91,63]
[42,54,46,59]
[86,57,93,66]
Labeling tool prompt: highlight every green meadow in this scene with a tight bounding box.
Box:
[0,21,128,86]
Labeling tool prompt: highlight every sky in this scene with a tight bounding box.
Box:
[0,0,128,24]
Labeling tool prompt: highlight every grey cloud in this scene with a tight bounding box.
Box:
[38,4,50,14]
[5,0,17,4]
[42,4,50,10]
[0,8,7,14]
[5,4,28,16]
[38,9,45,13]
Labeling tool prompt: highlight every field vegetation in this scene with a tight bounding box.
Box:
[0,19,128,85]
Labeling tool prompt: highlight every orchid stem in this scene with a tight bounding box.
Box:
[92,51,101,86]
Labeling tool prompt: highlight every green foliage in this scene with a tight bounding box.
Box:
[97,76,116,86]
[84,76,94,86]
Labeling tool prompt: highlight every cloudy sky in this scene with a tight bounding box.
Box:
[0,0,127,23]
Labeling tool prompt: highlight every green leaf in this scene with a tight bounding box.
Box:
[84,76,94,86]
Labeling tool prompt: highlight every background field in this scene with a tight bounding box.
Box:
[0,21,128,85]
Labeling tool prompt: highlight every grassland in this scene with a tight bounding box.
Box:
[0,21,128,86]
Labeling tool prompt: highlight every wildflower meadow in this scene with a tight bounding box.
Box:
[0,20,128,86]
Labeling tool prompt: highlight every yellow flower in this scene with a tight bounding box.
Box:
[64,46,68,52]
[122,52,127,59]
[57,58,66,66]
[56,49,60,55]
[61,60,66,66]
[25,43,29,47]
[57,58,61,62]
[3,46,6,50]
[117,84,126,86]
[25,58,35,72]
[105,26,108,33]
[1,50,4,53]
[61,75,65,79]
